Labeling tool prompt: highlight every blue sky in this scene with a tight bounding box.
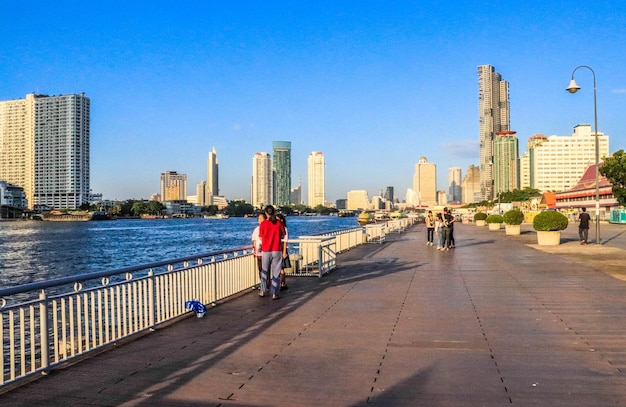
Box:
[2,1,625,202]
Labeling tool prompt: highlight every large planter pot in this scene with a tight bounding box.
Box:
[505,224,521,236]
[475,220,486,227]
[488,222,501,231]
[536,231,561,246]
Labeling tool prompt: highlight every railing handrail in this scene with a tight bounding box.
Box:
[0,245,252,297]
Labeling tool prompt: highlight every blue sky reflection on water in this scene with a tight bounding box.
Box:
[0,216,358,288]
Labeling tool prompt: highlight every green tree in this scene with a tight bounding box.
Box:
[131,201,147,216]
[291,204,308,214]
[201,205,218,215]
[599,149,626,206]
[225,200,255,217]
[146,201,165,215]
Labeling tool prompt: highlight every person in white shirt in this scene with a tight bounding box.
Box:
[251,213,267,285]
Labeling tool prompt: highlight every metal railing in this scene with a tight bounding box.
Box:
[0,247,256,388]
[365,224,386,243]
[1,219,415,389]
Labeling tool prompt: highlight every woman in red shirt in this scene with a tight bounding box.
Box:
[259,205,286,300]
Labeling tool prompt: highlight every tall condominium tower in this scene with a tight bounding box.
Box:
[493,131,519,196]
[412,156,437,206]
[0,93,90,210]
[448,167,462,203]
[207,147,219,203]
[307,151,325,207]
[160,171,187,201]
[478,65,510,201]
[529,124,609,192]
[272,141,291,206]
[252,152,272,208]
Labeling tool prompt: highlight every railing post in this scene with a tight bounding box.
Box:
[318,242,323,278]
[148,269,155,329]
[38,290,49,371]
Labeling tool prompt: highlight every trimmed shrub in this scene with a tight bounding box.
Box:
[533,210,569,231]
[486,214,504,224]
[474,212,487,221]
[503,209,524,225]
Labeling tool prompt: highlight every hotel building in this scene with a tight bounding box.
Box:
[0,93,90,210]
[160,171,187,202]
[529,124,609,193]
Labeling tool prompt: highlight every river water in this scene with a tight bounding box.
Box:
[0,216,359,289]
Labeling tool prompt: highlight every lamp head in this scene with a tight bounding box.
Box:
[566,79,581,94]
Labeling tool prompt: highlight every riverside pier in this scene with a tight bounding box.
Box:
[3,221,626,406]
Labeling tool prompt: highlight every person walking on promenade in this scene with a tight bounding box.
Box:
[276,213,289,291]
[425,210,435,246]
[259,205,286,300]
[251,212,267,288]
[435,212,445,250]
[442,207,455,251]
[578,207,591,244]
[445,207,456,249]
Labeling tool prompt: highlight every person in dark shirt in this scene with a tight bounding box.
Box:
[578,207,591,245]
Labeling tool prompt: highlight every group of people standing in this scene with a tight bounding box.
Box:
[425,208,456,251]
[251,205,289,300]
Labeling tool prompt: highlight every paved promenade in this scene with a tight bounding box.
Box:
[3,222,626,406]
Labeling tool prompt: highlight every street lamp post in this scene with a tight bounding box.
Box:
[566,65,600,245]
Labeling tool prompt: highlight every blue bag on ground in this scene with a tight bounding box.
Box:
[185,300,206,317]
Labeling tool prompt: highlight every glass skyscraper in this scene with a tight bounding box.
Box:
[272,141,291,206]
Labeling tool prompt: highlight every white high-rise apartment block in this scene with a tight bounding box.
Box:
[519,152,531,189]
[412,156,436,206]
[196,180,207,206]
[478,65,510,201]
[160,171,187,201]
[530,124,609,193]
[347,190,369,210]
[307,152,325,207]
[252,152,272,208]
[0,93,90,210]
[448,167,462,203]
[207,147,219,203]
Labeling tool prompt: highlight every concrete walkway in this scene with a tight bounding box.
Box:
[3,222,626,406]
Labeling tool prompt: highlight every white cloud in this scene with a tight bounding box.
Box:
[612,89,626,94]
[444,140,480,158]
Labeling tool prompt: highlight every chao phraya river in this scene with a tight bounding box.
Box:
[0,216,358,289]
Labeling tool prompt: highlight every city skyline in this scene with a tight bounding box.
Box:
[2,2,625,202]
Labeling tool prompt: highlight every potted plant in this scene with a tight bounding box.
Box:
[486,214,503,230]
[532,210,569,245]
[474,212,487,226]
[503,209,524,235]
